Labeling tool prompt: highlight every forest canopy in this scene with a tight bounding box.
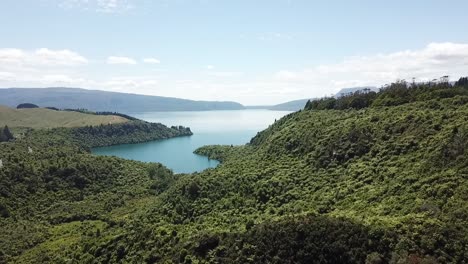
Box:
[0,78,467,263]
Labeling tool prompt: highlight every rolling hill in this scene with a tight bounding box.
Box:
[0,88,245,112]
[0,105,128,128]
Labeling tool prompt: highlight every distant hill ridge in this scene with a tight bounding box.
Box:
[1,86,379,113]
[0,88,245,112]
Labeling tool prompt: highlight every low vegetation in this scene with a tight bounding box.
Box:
[0,78,467,263]
[0,106,129,129]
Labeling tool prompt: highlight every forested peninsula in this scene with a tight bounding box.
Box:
[0,78,467,263]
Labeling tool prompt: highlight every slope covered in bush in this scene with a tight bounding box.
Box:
[1,82,467,263]
[74,93,466,263]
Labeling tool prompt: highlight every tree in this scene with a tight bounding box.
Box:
[187,181,200,198]
[3,126,13,141]
[0,125,14,142]
[455,77,468,88]
[17,103,39,109]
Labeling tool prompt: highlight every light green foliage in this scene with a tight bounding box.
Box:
[0,105,129,128]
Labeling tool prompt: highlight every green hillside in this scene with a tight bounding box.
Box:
[0,105,128,128]
[0,80,467,263]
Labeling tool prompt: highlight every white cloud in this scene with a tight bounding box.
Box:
[41,74,77,83]
[0,48,88,66]
[35,48,88,66]
[143,58,161,64]
[0,49,26,63]
[60,0,133,13]
[1,42,468,105]
[273,42,468,94]
[0,72,15,81]
[107,56,137,65]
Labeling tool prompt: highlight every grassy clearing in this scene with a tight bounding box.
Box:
[0,105,128,129]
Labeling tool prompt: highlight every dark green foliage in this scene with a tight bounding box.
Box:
[45,107,59,111]
[0,203,9,218]
[187,181,201,198]
[305,79,468,111]
[305,89,377,110]
[16,103,39,109]
[193,144,240,162]
[455,76,468,88]
[194,234,219,257]
[218,215,395,264]
[63,108,141,121]
[70,120,192,148]
[0,125,14,142]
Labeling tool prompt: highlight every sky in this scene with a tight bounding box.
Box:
[1,0,468,105]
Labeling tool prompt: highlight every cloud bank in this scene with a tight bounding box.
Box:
[1,43,468,104]
[0,48,88,66]
[275,42,468,89]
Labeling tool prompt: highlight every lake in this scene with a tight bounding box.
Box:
[92,110,290,173]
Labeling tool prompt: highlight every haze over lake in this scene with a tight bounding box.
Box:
[92,110,291,173]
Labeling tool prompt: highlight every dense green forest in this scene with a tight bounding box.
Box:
[69,121,192,148]
[0,79,467,263]
[58,109,141,121]
[304,78,468,111]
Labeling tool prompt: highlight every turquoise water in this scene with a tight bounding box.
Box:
[92,110,290,173]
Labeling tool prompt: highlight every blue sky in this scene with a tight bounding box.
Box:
[1,0,468,104]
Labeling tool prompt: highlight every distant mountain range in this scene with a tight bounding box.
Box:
[0,86,379,113]
[244,99,313,111]
[267,98,312,111]
[0,88,244,112]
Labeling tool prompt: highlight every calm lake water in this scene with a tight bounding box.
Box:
[92,110,290,173]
